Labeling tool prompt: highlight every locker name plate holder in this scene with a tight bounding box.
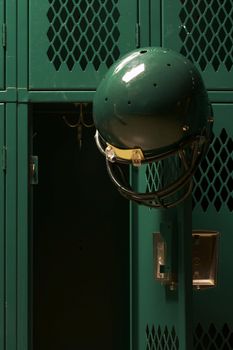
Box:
[154,230,219,290]
[192,230,219,290]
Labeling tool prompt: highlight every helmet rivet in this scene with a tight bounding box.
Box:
[132,150,143,167]
[105,145,116,162]
[208,117,214,123]
[182,125,190,132]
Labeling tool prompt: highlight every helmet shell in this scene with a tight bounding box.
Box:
[93,47,210,155]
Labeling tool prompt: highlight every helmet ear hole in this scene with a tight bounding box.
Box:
[140,50,147,54]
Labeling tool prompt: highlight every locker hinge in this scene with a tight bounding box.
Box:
[30,156,38,185]
[1,147,7,171]
[135,23,140,48]
[2,24,6,48]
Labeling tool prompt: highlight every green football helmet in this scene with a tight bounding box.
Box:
[93,47,213,208]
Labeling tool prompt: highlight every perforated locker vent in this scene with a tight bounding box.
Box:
[145,152,186,207]
[194,323,233,349]
[193,128,233,212]
[146,156,182,193]
[46,0,120,71]
[179,0,233,71]
[146,325,179,349]
[146,161,163,193]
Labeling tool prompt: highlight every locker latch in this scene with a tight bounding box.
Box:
[30,156,38,185]
[153,231,177,290]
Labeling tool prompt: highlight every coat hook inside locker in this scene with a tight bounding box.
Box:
[62,103,94,149]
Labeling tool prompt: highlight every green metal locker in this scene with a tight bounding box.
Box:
[5,104,17,350]
[130,1,233,349]
[0,0,5,90]
[17,104,29,350]
[28,0,137,90]
[130,195,193,349]
[16,103,130,350]
[192,103,233,348]
[161,0,233,90]
[8,1,233,350]
[0,0,17,99]
[0,103,5,350]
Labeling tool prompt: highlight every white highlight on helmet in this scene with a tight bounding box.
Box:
[122,64,145,83]
[114,52,140,74]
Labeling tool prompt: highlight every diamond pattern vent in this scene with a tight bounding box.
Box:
[194,323,233,349]
[146,325,179,350]
[146,161,163,193]
[179,0,233,71]
[193,128,233,212]
[146,156,182,193]
[46,0,121,71]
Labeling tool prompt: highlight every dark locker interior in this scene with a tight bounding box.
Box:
[31,103,129,350]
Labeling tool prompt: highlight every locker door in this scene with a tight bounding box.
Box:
[0,104,5,349]
[192,104,233,348]
[0,0,4,89]
[131,165,193,350]
[160,1,233,90]
[29,0,138,90]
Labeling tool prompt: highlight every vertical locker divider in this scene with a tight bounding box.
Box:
[0,0,5,89]
[6,0,17,91]
[177,199,193,350]
[17,104,29,350]
[150,0,161,46]
[5,103,17,350]
[0,104,5,350]
[17,0,28,93]
[138,0,150,47]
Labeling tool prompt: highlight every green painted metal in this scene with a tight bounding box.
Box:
[6,0,17,91]
[17,104,29,350]
[208,91,233,103]
[161,0,233,90]
[138,1,150,48]
[17,0,28,92]
[0,90,17,102]
[17,89,95,103]
[131,165,193,350]
[7,2,233,350]
[28,0,137,90]
[6,103,17,350]
[0,0,5,89]
[150,0,161,47]
[138,0,161,48]
[192,103,233,348]
[14,86,232,105]
[0,103,5,350]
